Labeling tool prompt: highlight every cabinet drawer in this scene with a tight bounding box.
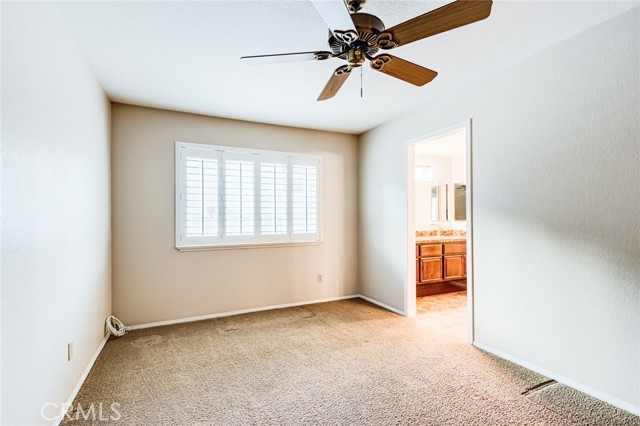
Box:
[443,242,466,254]
[419,244,442,257]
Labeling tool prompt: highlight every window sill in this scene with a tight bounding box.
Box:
[176,241,323,252]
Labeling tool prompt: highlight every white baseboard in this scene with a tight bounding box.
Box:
[128,294,360,330]
[356,294,407,316]
[473,341,640,416]
[54,333,110,426]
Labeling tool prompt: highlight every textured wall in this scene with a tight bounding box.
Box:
[111,104,358,325]
[359,9,639,411]
[1,3,111,425]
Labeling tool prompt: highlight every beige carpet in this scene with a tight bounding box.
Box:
[63,298,638,425]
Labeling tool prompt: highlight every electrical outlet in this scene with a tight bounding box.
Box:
[317,274,323,283]
[67,341,74,361]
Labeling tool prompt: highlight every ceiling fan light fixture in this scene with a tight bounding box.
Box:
[347,48,366,67]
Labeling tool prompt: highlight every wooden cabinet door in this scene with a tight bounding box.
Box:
[462,255,467,278]
[419,257,443,283]
[444,255,466,280]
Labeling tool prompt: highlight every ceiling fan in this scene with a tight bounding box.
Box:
[241,0,493,101]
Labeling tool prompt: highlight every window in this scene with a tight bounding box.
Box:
[175,142,321,249]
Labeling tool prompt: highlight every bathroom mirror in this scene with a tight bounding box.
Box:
[454,183,466,221]
[430,183,448,222]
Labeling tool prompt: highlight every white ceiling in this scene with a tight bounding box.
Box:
[56,1,637,134]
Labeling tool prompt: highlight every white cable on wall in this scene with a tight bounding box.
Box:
[105,315,130,337]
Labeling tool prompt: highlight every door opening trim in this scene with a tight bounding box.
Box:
[405,119,474,344]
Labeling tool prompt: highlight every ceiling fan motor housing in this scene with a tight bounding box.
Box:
[328,13,385,64]
[346,0,367,13]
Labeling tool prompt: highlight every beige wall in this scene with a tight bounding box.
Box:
[111,104,358,325]
[1,3,111,425]
[359,9,639,413]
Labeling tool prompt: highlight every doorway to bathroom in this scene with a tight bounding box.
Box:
[406,120,473,343]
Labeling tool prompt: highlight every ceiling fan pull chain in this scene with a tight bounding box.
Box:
[360,66,363,98]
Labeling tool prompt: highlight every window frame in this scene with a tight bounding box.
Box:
[175,141,322,250]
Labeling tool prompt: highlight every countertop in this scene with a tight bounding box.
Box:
[416,236,467,243]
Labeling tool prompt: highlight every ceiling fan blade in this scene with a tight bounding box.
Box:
[241,51,332,66]
[378,0,493,49]
[311,0,358,42]
[318,65,352,101]
[369,54,437,86]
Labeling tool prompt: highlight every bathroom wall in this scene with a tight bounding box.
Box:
[414,154,466,231]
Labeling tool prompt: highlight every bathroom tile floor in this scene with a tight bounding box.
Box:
[416,290,467,340]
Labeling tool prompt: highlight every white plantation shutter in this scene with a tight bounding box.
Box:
[185,157,219,237]
[176,146,221,247]
[260,159,288,239]
[292,158,320,240]
[224,156,255,238]
[176,142,321,249]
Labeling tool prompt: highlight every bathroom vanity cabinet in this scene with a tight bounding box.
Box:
[416,240,467,296]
